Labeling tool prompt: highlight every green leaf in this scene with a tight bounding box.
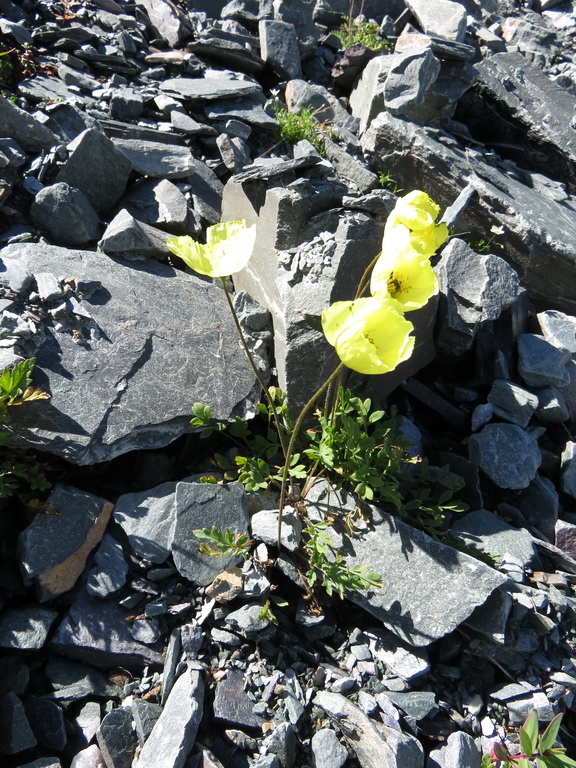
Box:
[541,755,576,768]
[539,713,563,754]
[520,710,538,757]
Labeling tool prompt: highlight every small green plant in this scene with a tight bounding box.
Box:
[274,104,328,155]
[379,170,403,195]
[486,709,575,768]
[0,358,51,500]
[335,17,390,54]
[194,526,253,560]
[467,225,505,254]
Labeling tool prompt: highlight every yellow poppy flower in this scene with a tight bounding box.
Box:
[371,229,439,310]
[167,220,256,277]
[322,296,415,375]
[388,190,442,231]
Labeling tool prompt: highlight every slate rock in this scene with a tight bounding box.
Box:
[132,698,162,746]
[561,441,576,499]
[537,309,576,353]
[427,731,482,768]
[259,19,301,79]
[555,519,576,558]
[225,603,272,635]
[55,129,132,214]
[0,94,58,153]
[44,657,121,702]
[188,37,265,76]
[74,701,102,747]
[380,691,437,721]
[515,475,559,543]
[159,76,261,101]
[384,50,441,119]
[250,508,301,552]
[172,482,250,585]
[0,605,58,649]
[405,0,467,42]
[98,210,174,259]
[314,691,424,768]
[50,586,163,669]
[24,696,67,751]
[19,484,113,602]
[17,760,63,768]
[305,481,508,647]
[213,669,265,729]
[69,744,106,768]
[109,88,144,121]
[30,182,101,246]
[86,533,128,598]
[112,138,195,179]
[262,722,298,768]
[518,334,571,388]
[536,387,569,424]
[96,707,137,768]
[136,669,204,768]
[487,379,538,428]
[0,692,36,755]
[118,178,190,233]
[2,244,258,465]
[467,423,541,490]
[285,78,351,127]
[0,655,29,694]
[311,728,348,768]
[450,509,539,569]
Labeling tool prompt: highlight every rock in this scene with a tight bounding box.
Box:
[487,380,539,427]
[285,78,352,127]
[0,94,58,153]
[159,76,261,102]
[30,182,101,246]
[537,309,576,353]
[96,707,137,768]
[44,657,122,702]
[74,701,102,748]
[515,475,559,543]
[379,691,437,721]
[55,129,132,214]
[171,482,250,585]
[314,690,424,768]
[98,210,175,259]
[109,88,144,121]
[17,759,63,768]
[304,481,508,647]
[517,334,571,388]
[111,138,196,179]
[24,696,67,751]
[206,568,244,603]
[132,698,162,746]
[262,722,298,768]
[366,629,430,681]
[50,586,164,669]
[2,244,259,465]
[259,20,302,79]
[322,137,379,193]
[561,441,576,499]
[0,605,58,649]
[136,0,193,47]
[117,178,190,233]
[213,669,265,728]
[225,603,272,634]
[86,533,128,598]
[427,731,482,768]
[467,423,541,490]
[250,508,302,551]
[0,692,37,755]
[311,728,348,768]
[405,0,467,42]
[384,50,441,120]
[19,484,113,602]
[555,519,576,558]
[136,669,204,768]
[535,387,570,424]
[450,509,539,570]
[70,744,106,768]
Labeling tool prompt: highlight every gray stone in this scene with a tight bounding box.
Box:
[69,745,106,768]
[555,519,576,558]
[35,272,64,302]
[98,210,174,259]
[19,484,113,602]
[57,62,99,92]
[427,731,482,768]
[450,509,539,569]
[0,692,36,755]
[464,586,512,645]
[314,691,424,768]
[213,669,265,728]
[360,112,576,314]
[204,98,277,130]
[285,78,352,128]
[515,475,559,543]
[159,76,261,102]
[250,508,301,551]
[17,760,62,768]
[136,669,204,768]
[216,133,251,173]
[171,111,213,136]
[74,701,102,747]
[0,94,58,153]
[384,50,441,119]
[538,309,576,353]
[2,244,258,464]
[44,657,121,702]
[51,586,163,669]
[366,629,429,681]
[322,137,379,193]
[0,259,33,293]
[86,533,128,598]
[468,423,541,490]
[172,482,249,585]
[536,387,570,423]
[113,480,178,563]
[305,481,508,647]
[187,159,224,225]
[30,182,101,247]
[311,728,348,768]
[518,334,571,389]
[132,698,162,746]
[487,380,539,428]
[130,618,161,644]
[117,178,190,233]
[24,696,67,751]
[350,55,397,135]
[225,603,272,634]
[0,605,58,649]
[262,722,298,768]
[109,88,144,121]
[405,0,467,42]
[460,52,576,186]
[188,37,265,76]
[380,691,437,721]
[112,138,195,179]
[55,129,132,214]
[0,655,29,695]
[561,441,576,499]
[137,0,192,46]
[96,707,137,768]
[259,20,301,79]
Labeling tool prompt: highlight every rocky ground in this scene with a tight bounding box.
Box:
[2,0,576,766]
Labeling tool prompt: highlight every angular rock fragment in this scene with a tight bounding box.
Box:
[19,484,113,602]
[111,138,195,179]
[468,423,541,490]
[0,692,37,755]
[213,669,265,728]
[450,509,539,569]
[405,0,467,42]
[96,707,137,768]
[24,696,67,751]
[98,210,174,260]
[0,605,58,649]
[30,182,101,246]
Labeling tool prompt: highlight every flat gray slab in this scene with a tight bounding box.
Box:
[305,482,508,647]
[1,244,257,464]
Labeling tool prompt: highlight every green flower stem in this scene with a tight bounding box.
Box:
[220,278,288,460]
[277,361,345,548]
[354,252,381,300]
